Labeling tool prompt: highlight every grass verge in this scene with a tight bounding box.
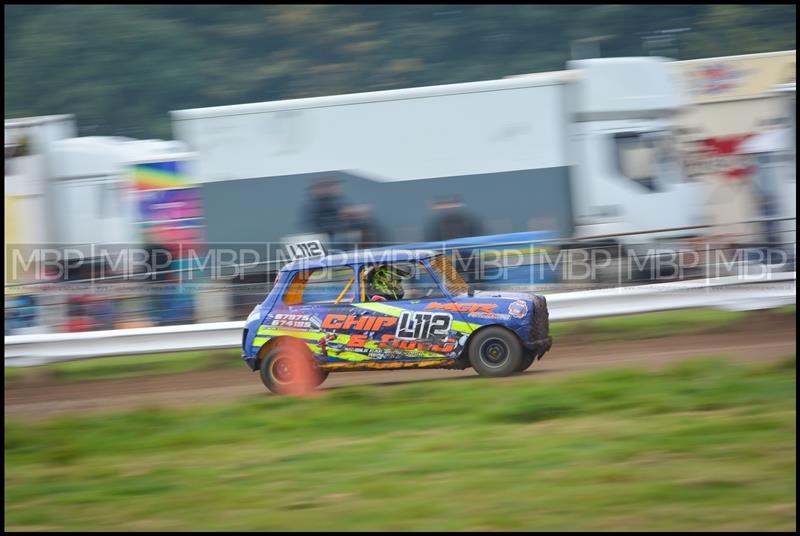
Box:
[5,355,796,531]
[548,307,751,341]
[4,349,243,383]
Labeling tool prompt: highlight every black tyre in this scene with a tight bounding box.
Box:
[530,294,550,342]
[468,326,524,377]
[316,369,330,387]
[515,354,536,373]
[259,341,324,395]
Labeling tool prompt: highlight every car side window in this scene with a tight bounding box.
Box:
[283,266,355,305]
[360,261,446,302]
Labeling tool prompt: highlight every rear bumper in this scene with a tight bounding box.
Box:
[243,354,258,371]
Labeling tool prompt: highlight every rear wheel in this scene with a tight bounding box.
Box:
[468,327,523,377]
[259,341,325,395]
[316,369,330,386]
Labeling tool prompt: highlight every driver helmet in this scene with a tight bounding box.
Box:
[366,264,407,301]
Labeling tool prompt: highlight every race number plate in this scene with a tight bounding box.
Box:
[282,234,327,260]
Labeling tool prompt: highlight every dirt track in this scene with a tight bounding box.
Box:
[5,312,796,420]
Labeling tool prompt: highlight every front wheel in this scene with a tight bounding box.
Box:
[468,327,524,377]
[514,354,536,373]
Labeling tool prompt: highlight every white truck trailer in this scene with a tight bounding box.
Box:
[171,57,703,249]
[4,115,77,254]
[41,136,204,328]
[46,136,195,252]
[5,115,77,333]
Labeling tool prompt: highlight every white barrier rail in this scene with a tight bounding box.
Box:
[5,273,795,368]
[546,272,796,321]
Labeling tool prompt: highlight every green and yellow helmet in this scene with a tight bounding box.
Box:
[366,264,407,300]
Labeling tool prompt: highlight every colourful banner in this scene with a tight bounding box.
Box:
[675,50,795,104]
[130,160,191,191]
[128,159,205,325]
[136,187,203,222]
[129,160,205,245]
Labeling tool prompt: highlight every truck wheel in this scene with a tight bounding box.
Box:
[468,327,523,377]
[259,342,323,395]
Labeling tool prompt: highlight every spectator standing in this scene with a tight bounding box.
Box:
[425,196,483,242]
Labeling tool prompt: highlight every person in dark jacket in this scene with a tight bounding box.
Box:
[425,196,483,242]
[334,204,382,249]
[303,178,345,239]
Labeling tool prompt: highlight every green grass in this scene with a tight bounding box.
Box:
[4,307,790,384]
[549,308,752,341]
[5,355,796,531]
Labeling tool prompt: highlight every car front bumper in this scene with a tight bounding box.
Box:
[526,336,553,358]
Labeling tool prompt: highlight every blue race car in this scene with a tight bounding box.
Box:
[241,248,552,394]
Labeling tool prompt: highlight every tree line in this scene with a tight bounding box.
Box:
[5,4,796,139]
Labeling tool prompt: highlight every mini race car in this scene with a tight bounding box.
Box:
[241,246,552,394]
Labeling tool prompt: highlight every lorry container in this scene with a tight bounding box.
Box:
[171,57,703,251]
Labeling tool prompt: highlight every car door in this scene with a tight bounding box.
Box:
[351,261,473,362]
[263,265,360,362]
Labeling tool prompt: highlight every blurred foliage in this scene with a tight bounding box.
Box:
[5,355,796,530]
[5,5,796,139]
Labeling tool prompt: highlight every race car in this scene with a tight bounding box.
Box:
[241,247,552,394]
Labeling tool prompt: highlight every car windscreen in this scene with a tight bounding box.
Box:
[427,255,471,296]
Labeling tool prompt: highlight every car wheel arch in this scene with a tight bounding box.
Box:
[255,335,309,365]
[461,324,525,358]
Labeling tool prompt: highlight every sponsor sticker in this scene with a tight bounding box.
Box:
[379,334,458,354]
[270,313,313,328]
[321,332,458,355]
[469,311,511,321]
[508,300,528,319]
[425,302,497,314]
[321,314,397,332]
